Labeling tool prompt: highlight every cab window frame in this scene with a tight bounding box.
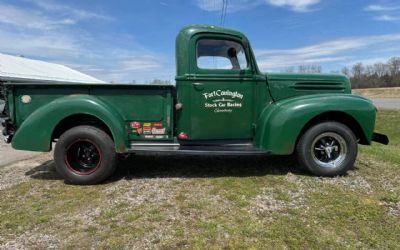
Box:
[191,34,253,76]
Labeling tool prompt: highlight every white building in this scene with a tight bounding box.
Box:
[0,53,105,84]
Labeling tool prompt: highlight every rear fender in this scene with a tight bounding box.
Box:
[254,94,376,155]
[12,95,127,152]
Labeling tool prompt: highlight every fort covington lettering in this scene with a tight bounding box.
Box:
[202,90,244,100]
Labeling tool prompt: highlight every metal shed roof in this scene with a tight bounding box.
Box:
[0,53,105,84]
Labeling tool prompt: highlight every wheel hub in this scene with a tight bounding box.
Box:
[65,140,101,175]
[312,132,347,168]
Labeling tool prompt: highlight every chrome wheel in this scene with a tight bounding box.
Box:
[311,132,347,169]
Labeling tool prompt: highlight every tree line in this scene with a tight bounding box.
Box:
[341,57,400,89]
[285,57,400,89]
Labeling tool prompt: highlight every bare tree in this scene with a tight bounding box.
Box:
[341,66,350,77]
[298,64,322,73]
[373,63,388,78]
[388,57,400,77]
[352,63,364,79]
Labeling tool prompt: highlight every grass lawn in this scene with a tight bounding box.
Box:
[353,87,400,99]
[0,109,399,249]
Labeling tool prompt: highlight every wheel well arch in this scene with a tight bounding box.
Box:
[52,114,114,141]
[297,111,369,146]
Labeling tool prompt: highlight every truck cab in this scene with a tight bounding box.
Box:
[1,25,389,185]
[175,26,266,142]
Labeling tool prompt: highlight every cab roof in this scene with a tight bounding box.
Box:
[175,25,250,77]
[177,25,247,40]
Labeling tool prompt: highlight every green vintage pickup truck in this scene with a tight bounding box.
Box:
[1,25,389,184]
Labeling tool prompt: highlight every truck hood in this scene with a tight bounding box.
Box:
[266,73,351,101]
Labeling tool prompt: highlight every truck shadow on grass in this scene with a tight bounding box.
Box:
[26,154,306,183]
[114,155,302,180]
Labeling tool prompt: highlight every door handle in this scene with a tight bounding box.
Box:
[192,82,204,90]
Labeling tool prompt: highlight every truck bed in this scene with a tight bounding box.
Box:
[3,81,175,148]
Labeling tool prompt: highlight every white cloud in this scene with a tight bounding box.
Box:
[0,2,170,83]
[29,0,113,21]
[265,0,320,12]
[0,30,80,57]
[364,3,400,22]
[255,33,400,71]
[119,57,162,72]
[364,4,400,12]
[374,14,399,21]
[195,0,261,12]
[195,0,320,13]
[0,0,112,31]
[0,4,69,30]
[345,56,394,67]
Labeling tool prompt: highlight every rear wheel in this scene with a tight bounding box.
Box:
[296,122,357,177]
[54,126,116,185]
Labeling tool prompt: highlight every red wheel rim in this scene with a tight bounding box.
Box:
[64,139,102,175]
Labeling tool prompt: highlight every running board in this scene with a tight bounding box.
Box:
[128,142,271,155]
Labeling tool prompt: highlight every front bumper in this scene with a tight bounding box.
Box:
[372,133,389,145]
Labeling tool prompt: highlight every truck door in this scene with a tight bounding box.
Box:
[176,36,257,141]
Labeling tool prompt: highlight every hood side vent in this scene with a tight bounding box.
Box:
[291,81,345,91]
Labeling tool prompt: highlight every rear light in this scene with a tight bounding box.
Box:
[178,132,188,140]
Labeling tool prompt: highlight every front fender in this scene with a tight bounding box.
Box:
[254,94,376,155]
[12,95,127,153]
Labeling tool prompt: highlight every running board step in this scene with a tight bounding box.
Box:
[128,142,270,155]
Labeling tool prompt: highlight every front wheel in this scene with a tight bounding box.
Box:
[54,126,117,185]
[296,122,357,177]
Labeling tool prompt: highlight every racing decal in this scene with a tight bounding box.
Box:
[143,127,152,135]
[202,90,244,113]
[131,121,167,136]
[151,127,166,135]
[130,121,141,129]
[153,122,163,127]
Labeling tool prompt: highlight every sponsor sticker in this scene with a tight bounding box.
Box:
[143,127,152,134]
[143,123,151,127]
[153,122,163,127]
[151,128,166,135]
[130,121,141,129]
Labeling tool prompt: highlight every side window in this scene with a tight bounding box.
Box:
[196,39,249,70]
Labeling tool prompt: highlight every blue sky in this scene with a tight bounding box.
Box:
[0,0,399,83]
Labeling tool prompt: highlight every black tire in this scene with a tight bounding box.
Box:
[296,122,357,177]
[54,126,117,185]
